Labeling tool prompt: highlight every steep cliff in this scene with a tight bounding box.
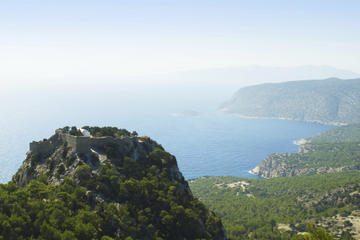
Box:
[252,142,360,178]
[5,127,226,240]
[13,128,177,188]
[252,124,360,178]
[251,153,360,178]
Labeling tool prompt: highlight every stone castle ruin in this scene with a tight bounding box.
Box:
[29,129,151,157]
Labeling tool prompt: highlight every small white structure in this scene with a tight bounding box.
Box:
[79,128,91,137]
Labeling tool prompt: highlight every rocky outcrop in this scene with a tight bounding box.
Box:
[13,128,188,191]
[251,153,298,178]
[252,152,360,178]
[9,127,227,239]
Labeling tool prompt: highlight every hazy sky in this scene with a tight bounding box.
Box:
[1,0,360,84]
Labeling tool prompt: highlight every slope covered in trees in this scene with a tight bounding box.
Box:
[0,127,226,240]
[190,173,360,240]
[252,124,360,178]
[221,78,360,125]
[308,124,360,143]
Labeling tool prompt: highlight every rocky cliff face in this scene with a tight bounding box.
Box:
[252,142,360,178]
[251,153,298,178]
[251,143,319,178]
[11,127,227,240]
[253,155,360,178]
[13,128,189,192]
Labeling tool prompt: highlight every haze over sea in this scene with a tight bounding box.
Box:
[0,83,333,183]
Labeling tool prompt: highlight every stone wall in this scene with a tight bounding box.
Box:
[64,134,128,153]
[29,141,56,156]
[29,129,139,156]
[29,132,64,156]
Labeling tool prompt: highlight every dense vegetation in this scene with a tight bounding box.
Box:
[253,124,360,178]
[253,139,360,178]
[309,124,360,143]
[61,126,138,138]
[222,78,360,124]
[190,172,360,240]
[280,141,360,169]
[0,127,225,239]
[0,151,223,239]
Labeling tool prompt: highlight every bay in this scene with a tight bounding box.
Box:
[0,110,332,183]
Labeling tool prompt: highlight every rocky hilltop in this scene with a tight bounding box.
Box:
[222,78,360,125]
[5,126,226,240]
[13,127,184,188]
[252,124,360,178]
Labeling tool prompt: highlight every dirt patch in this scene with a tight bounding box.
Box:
[318,211,360,239]
[215,181,250,192]
[278,223,292,232]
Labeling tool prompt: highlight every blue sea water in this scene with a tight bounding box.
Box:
[0,109,332,183]
[0,84,334,183]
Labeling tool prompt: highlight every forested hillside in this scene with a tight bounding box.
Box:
[308,124,360,143]
[222,78,360,125]
[252,141,360,178]
[252,124,360,178]
[190,173,360,240]
[0,127,226,240]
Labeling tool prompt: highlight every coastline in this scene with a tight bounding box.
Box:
[219,110,348,127]
[248,169,257,176]
[232,113,335,179]
[248,169,267,179]
[293,138,311,145]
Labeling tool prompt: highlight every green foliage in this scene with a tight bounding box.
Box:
[75,165,92,185]
[255,124,360,179]
[278,140,360,170]
[81,126,137,138]
[309,124,360,143]
[291,224,334,240]
[57,164,65,175]
[222,78,360,124]
[148,148,177,168]
[69,126,83,136]
[29,153,42,168]
[0,149,223,239]
[190,172,360,239]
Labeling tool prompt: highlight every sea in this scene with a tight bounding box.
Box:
[0,84,333,183]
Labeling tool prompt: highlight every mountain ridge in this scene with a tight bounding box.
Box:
[222,77,360,125]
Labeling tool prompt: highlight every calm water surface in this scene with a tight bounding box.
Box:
[0,111,332,183]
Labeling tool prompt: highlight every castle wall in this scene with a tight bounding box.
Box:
[29,141,53,155]
[63,134,128,153]
[29,139,61,157]
[30,130,137,156]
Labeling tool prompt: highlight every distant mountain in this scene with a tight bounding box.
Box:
[2,127,226,240]
[222,78,360,125]
[161,65,360,86]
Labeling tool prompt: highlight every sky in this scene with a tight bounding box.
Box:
[1,0,360,85]
[1,0,360,182]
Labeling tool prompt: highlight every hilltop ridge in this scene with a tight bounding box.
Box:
[14,127,166,187]
[222,78,360,125]
[3,126,226,240]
